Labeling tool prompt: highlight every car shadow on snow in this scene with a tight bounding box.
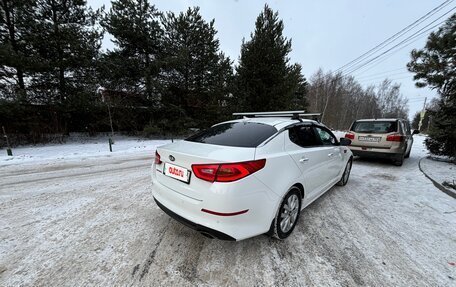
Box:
[352,156,395,166]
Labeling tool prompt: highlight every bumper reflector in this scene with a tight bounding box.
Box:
[201,208,249,216]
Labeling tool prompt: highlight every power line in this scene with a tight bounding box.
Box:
[359,75,413,84]
[336,0,453,73]
[344,9,455,75]
[345,15,454,75]
[350,17,449,79]
[356,71,411,81]
[351,56,411,76]
[346,19,443,76]
[338,0,453,73]
[352,66,406,78]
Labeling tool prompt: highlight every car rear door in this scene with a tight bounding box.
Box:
[313,126,344,181]
[284,125,334,198]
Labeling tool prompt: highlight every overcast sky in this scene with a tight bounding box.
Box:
[88,0,454,119]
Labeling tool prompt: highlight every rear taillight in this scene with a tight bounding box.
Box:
[192,159,266,183]
[345,133,355,140]
[191,164,219,182]
[154,151,162,164]
[386,133,404,142]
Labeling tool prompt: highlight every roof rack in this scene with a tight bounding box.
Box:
[232,111,322,122]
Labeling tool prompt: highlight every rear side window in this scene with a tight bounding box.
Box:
[186,122,277,148]
[351,121,397,134]
[288,126,321,147]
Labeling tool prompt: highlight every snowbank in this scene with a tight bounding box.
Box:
[420,157,456,195]
[0,136,172,166]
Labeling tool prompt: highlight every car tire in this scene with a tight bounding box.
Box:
[270,187,302,240]
[404,146,411,158]
[393,153,404,166]
[336,157,352,186]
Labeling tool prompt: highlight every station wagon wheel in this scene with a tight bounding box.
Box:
[271,187,302,239]
[337,157,352,186]
[394,152,404,166]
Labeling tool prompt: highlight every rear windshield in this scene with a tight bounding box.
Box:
[351,121,398,134]
[186,122,277,148]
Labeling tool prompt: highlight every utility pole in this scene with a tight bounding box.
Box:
[98,87,114,152]
[418,97,427,131]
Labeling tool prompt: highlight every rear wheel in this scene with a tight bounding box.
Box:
[393,153,404,166]
[270,187,301,240]
[337,158,352,186]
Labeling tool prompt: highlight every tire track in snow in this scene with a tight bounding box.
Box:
[1,162,150,187]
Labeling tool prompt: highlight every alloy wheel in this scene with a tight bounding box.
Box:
[280,194,300,233]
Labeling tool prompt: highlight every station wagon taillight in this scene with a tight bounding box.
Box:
[154,151,162,164]
[345,133,355,140]
[192,159,266,182]
[386,133,404,142]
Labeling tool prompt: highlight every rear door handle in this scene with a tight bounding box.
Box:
[299,157,309,163]
[327,153,334,157]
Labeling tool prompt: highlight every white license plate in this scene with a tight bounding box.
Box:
[358,136,381,142]
[164,163,191,183]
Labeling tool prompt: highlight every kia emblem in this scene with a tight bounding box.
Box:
[169,155,175,162]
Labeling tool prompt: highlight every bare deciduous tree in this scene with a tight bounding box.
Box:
[307,69,409,130]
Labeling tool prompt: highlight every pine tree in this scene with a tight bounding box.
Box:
[161,7,233,128]
[407,14,456,159]
[24,0,103,134]
[235,5,307,112]
[0,0,36,100]
[30,0,102,106]
[100,0,163,101]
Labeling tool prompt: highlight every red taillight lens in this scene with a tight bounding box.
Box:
[216,163,251,182]
[192,164,219,182]
[154,151,162,164]
[386,133,404,142]
[345,133,355,140]
[192,159,266,183]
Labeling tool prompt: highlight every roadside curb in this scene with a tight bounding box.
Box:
[419,156,456,199]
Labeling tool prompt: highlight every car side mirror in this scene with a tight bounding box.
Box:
[339,138,352,146]
[412,129,420,135]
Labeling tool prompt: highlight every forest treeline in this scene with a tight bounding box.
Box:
[1,0,410,144]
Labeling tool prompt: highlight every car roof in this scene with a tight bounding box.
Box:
[356,118,403,122]
[217,117,319,130]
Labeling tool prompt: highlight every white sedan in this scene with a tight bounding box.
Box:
[151,112,353,241]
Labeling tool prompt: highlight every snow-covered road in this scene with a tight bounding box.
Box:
[0,136,455,286]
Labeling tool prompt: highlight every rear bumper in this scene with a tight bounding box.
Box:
[349,144,405,159]
[350,149,401,159]
[154,197,236,241]
[151,171,279,241]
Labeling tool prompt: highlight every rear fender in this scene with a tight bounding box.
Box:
[254,132,302,199]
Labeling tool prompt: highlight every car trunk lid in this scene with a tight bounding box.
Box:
[155,140,256,200]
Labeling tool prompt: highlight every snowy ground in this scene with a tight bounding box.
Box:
[420,157,456,193]
[0,136,172,166]
[0,135,455,286]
